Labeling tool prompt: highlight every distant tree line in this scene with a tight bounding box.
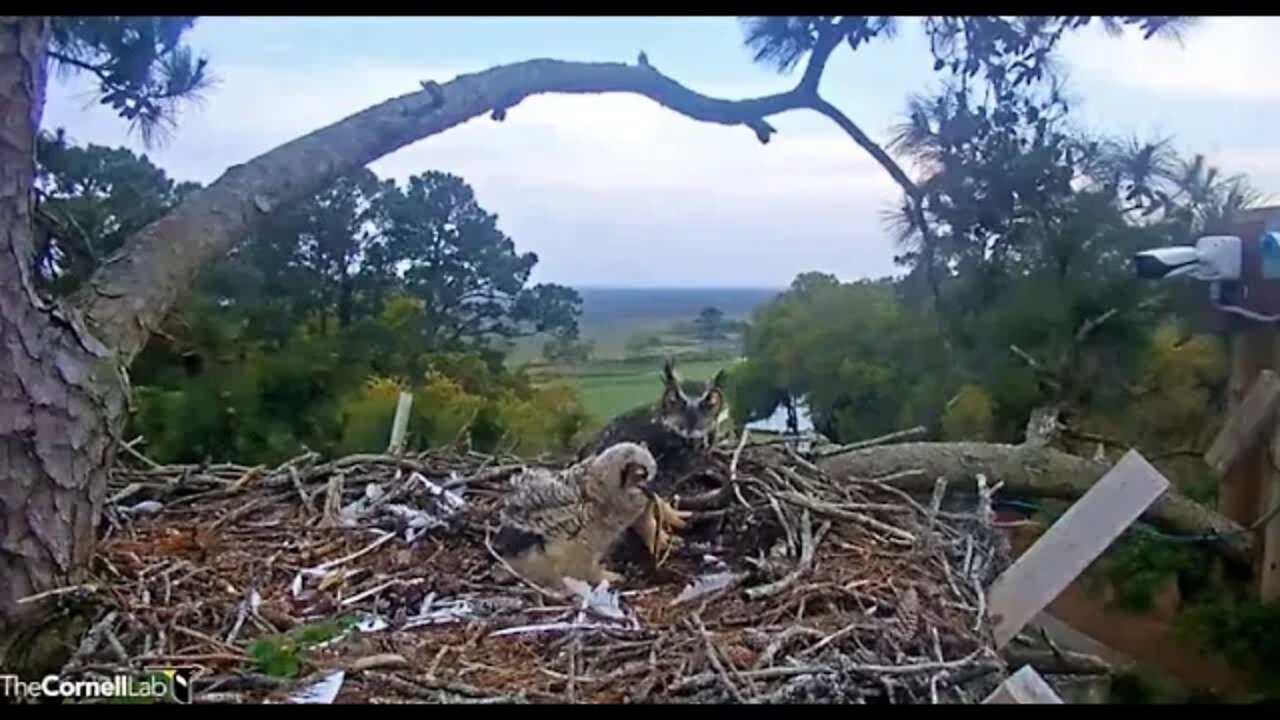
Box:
[34,131,595,463]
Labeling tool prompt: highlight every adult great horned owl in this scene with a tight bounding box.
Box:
[576,358,727,560]
[493,442,658,591]
[578,358,728,466]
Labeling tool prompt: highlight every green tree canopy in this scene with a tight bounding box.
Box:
[374,170,582,350]
[30,131,592,466]
[693,306,725,340]
[32,130,201,295]
[48,17,213,145]
[738,273,954,441]
[729,16,1258,447]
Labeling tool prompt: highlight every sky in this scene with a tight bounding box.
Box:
[42,16,1280,289]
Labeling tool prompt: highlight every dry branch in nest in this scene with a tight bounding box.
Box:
[817,441,1253,566]
[35,439,1084,704]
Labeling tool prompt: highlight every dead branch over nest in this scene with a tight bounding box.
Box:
[19,436,1120,705]
[818,442,1253,566]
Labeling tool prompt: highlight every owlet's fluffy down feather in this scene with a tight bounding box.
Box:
[493,442,658,591]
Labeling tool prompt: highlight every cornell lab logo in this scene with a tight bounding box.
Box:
[0,667,193,703]
[148,668,194,704]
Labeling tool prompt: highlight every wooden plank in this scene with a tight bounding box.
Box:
[1261,427,1280,601]
[386,391,414,454]
[982,665,1064,704]
[1205,367,1280,476]
[986,450,1170,649]
[1217,331,1280,526]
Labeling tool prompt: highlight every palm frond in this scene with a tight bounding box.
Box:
[47,17,212,150]
[881,197,923,249]
[1135,16,1199,44]
[1099,17,1125,37]
[888,92,955,164]
[737,16,821,74]
[876,16,900,39]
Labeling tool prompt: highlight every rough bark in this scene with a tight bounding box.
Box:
[817,442,1255,566]
[0,17,128,669]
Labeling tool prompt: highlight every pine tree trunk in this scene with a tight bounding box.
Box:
[0,17,128,670]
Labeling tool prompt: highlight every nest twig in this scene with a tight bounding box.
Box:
[40,439,1036,704]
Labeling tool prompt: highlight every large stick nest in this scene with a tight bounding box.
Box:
[44,437,1021,704]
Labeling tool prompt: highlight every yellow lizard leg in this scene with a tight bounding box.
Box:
[632,496,691,565]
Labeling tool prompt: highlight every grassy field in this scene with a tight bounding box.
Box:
[567,358,734,420]
[507,287,779,364]
[510,287,774,418]
[506,315,679,364]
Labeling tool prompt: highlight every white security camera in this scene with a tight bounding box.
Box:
[1133,235,1242,281]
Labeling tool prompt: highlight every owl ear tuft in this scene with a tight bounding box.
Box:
[710,369,726,390]
[661,357,679,389]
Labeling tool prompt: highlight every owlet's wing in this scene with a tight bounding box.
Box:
[500,467,588,542]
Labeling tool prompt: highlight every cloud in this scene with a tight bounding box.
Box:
[1062,17,1280,103]
[42,59,904,287]
[44,15,1280,290]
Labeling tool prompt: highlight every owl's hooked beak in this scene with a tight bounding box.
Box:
[640,478,657,499]
[624,459,658,499]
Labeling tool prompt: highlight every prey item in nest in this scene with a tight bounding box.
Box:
[639,495,692,567]
[493,442,659,591]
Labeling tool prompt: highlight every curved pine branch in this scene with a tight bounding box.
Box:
[66,56,928,363]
